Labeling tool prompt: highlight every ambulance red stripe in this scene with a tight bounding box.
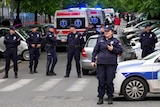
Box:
[57,12,80,16]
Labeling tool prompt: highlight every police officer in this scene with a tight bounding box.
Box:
[45,25,57,76]
[98,25,105,37]
[82,23,98,42]
[140,25,157,58]
[27,26,42,74]
[91,26,123,105]
[62,24,84,78]
[3,27,20,78]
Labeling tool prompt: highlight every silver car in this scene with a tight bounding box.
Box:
[81,35,137,75]
[0,27,29,61]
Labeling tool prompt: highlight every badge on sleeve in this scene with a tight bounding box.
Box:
[99,40,104,42]
[110,41,114,45]
[75,34,78,38]
[13,36,16,40]
[49,35,52,37]
[149,34,152,38]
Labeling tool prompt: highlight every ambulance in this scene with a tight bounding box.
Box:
[103,8,115,21]
[54,8,105,47]
[86,8,106,28]
[54,8,90,48]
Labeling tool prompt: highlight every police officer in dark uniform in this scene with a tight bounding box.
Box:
[3,27,20,78]
[62,24,84,78]
[91,26,123,105]
[140,25,157,58]
[82,23,98,42]
[98,25,105,37]
[27,26,42,74]
[45,25,57,76]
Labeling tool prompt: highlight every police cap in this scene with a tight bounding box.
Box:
[145,24,150,28]
[69,24,76,28]
[105,26,114,32]
[10,27,16,31]
[31,26,37,29]
[48,25,54,29]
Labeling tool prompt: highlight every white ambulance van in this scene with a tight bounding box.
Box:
[87,8,106,28]
[54,8,89,48]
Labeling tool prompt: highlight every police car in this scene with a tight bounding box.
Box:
[114,50,160,100]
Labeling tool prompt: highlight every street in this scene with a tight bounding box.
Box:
[0,52,159,107]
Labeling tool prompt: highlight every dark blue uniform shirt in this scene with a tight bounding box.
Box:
[140,31,157,49]
[67,32,84,47]
[45,31,56,48]
[83,28,99,41]
[4,33,20,50]
[92,36,123,65]
[27,32,42,48]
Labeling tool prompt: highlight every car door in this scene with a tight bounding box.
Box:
[151,57,160,92]
[0,29,9,52]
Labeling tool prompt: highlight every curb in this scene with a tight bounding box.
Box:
[0,60,21,73]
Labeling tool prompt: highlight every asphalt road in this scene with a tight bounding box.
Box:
[0,52,160,107]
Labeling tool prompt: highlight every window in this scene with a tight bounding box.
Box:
[57,18,85,29]
[143,51,160,60]
[0,29,8,37]
[86,38,97,47]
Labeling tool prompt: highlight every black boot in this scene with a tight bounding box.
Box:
[50,70,56,76]
[78,75,82,78]
[46,71,53,76]
[15,72,18,78]
[3,71,8,79]
[3,75,8,79]
[51,72,56,75]
[64,74,69,78]
[108,97,113,105]
[34,68,38,73]
[97,98,103,105]
[30,67,34,74]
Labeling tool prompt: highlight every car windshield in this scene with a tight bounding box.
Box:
[86,37,97,47]
[143,51,160,60]
[118,36,130,46]
[17,29,29,39]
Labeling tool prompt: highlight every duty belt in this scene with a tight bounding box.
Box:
[6,48,17,51]
[68,45,81,48]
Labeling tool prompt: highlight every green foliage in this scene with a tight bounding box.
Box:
[11,0,160,17]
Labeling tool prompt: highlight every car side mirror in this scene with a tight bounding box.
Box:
[130,43,135,46]
[156,57,160,62]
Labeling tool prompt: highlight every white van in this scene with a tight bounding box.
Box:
[54,8,90,47]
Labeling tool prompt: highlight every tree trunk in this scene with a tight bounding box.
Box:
[34,10,38,24]
[10,0,14,20]
[48,15,51,23]
[16,0,21,19]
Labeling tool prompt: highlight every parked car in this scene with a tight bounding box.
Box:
[130,29,160,59]
[122,20,160,35]
[81,34,137,75]
[114,50,160,100]
[0,27,29,60]
[126,24,160,40]
[126,13,148,27]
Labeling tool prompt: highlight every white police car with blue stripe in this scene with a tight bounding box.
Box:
[114,50,160,100]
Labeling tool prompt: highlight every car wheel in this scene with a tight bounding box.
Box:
[122,77,148,101]
[82,68,89,75]
[22,50,30,61]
